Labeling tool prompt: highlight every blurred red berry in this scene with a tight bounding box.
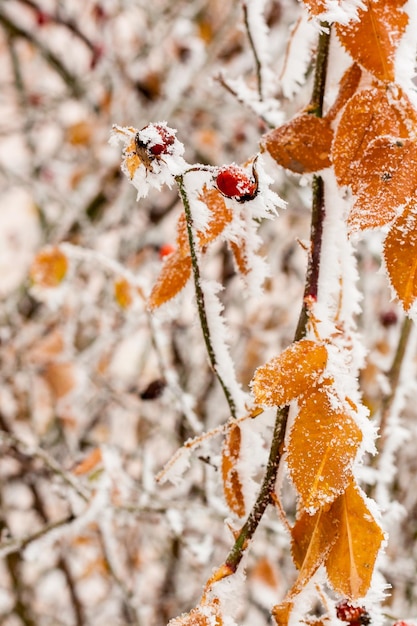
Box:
[379,309,398,327]
[392,622,412,626]
[215,164,258,202]
[159,244,175,259]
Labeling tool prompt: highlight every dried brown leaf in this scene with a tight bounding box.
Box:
[251,339,328,407]
[263,114,333,174]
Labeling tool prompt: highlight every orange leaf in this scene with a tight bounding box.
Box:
[222,423,245,517]
[114,277,133,309]
[336,0,408,82]
[332,86,417,188]
[43,362,76,398]
[73,448,103,476]
[272,600,293,626]
[287,385,362,510]
[148,251,192,309]
[263,114,333,174]
[326,63,362,123]
[348,137,417,232]
[176,213,190,256]
[30,246,68,288]
[326,480,385,599]
[383,198,417,311]
[197,187,233,247]
[229,239,249,276]
[291,504,340,594]
[251,339,328,407]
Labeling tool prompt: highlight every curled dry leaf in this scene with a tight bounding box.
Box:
[263,114,333,174]
[30,246,68,288]
[325,480,385,599]
[287,384,362,510]
[197,186,233,247]
[148,251,192,309]
[336,0,408,82]
[251,339,328,407]
[221,422,245,517]
[348,137,417,232]
[326,63,362,123]
[383,198,417,311]
[332,86,417,188]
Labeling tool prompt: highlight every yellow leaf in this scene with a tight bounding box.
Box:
[326,480,385,599]
[383,198,417,311]
[222,423,245,517]
[291,504,340,594]
[332,86,417,188]
[114,277,133,309]
[30,246,68,288]
[336,0,408,82]
[251,339,328,407]
[263,114,333,174]
[287,385,362,510]
[148,251,192,309]
[348,137,417,232]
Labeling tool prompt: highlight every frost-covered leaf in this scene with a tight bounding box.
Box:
[271,599,293,626]
[148,251,192,308]
[291,505,340,592]
[197,187,233,247]
[263,114,333,174]
[287,384,362,510]
[176,213,190,256]
[348,137,417,232]
[251,339,328,407]
[332,86,417,188]
[229,239,249,276]
[326,480,385,599]
[222,422,245,517]
[336,0,408,82]
[384,199,417,311]
[326,63,362,122]
[168,600,225,626]
[30,246,68,288]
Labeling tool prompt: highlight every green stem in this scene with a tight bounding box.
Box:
[175,174,237,419]
[220,21,332,578]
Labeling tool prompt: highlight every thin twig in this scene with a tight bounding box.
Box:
[175,174,238,419]
[0,513,75,559]
[242,2,264,101]
[204,21,332,588]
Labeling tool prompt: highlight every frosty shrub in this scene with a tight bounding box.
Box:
[2,1,417,626]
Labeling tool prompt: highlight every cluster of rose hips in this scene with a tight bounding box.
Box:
[336,601,371,626]
[135,124,259,202]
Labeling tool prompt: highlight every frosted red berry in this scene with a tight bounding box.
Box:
[336,601,370,625]
[215,164,258,202]
[135,124,176,167]
[392,622,412,626]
